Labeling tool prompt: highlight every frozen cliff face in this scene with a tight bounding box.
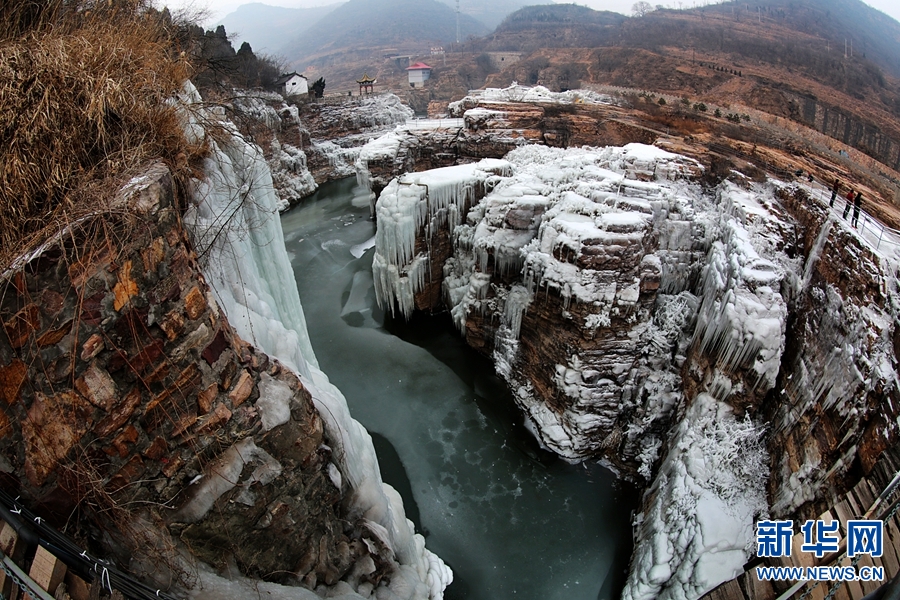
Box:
[448,84,618,113]
[376,143,709,463]
[372,141,900,600]
[372,159,513,318]
[304,94,415,188]
[762,187,900,519]
[622,394,769,600]
[231,92,318,208]
[311,93,414,134]
[181,81,451,600]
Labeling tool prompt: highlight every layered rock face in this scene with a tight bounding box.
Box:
[0,165,359,588]
[229,92,415,209]
[374,144,714,469]
[231,92,319,209]
[301,94,413,189]
[764,188,900,520]
[355,85,662,200]
[370,141,900,599]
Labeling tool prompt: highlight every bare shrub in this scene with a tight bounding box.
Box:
[0,0,206,264]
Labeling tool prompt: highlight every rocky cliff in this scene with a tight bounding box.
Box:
[0,164,361,589]
[0,87,450,600]
[225,92,415,211]
[354,86,661,200]
[368,139,900,599]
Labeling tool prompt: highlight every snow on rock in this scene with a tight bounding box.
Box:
[448,84,616,115]
[172,437,283,524]
[181,81,451,600]
[230,90,319,208]
[622,394,769,600]
[434,145,703,460]
[372,159,513,318]
[692,216,787,392]
[321,93,415,132]
[256,372,293,431]
[311,140,359,179]
[270,138,317,208]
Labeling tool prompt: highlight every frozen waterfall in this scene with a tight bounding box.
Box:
[180,81,451,600]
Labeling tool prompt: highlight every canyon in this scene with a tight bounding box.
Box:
[2,80,900,600]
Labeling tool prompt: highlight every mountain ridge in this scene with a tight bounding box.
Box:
[218,2,341,54]
[278,0,490,65]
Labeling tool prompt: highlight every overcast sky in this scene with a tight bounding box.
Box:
[166,0,900,34]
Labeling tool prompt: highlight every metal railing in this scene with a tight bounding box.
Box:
[803,179,900,252]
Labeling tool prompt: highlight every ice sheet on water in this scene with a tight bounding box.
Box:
[341,270,374,317]
[350,235,377,259]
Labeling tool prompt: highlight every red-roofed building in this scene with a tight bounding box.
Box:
[406,62,432,88]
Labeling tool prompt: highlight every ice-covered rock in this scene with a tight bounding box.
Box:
[622,394,768,600]
[182,81,451,600]
[230,90,319,208]
[371,141,900,600]
[448,83,617,114]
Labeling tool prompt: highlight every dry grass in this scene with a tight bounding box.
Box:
[0,0,205,265]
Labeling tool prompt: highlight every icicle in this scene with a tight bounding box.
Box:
[503,285,533,339]
[801,216,833,290]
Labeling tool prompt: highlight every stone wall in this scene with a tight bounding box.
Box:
[0,164,391,591]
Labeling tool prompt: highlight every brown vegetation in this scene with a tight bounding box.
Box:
[0,0,205,266]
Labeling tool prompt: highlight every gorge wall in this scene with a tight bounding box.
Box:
[0,90,450,600]
[356,87,660,200]
[363,112,900,598]
[784,91,900,173]
[228,92,415,211]
[0,165,359,589]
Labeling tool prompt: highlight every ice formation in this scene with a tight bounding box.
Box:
[622,394,769,600]
[231,91,319,207]
[311,140,359,179]
[180,81,451,600]
[448,83,617,115]
[372,159,513,318]
[325,93,415,131]
[369,142,811,599]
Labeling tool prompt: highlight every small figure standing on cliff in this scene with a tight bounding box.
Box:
[830,178,840,207]
[843,190,854,219]
[852,192,863,228]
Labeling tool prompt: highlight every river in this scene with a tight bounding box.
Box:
[281,177,638,600]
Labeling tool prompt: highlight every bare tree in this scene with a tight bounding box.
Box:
[632,1,654,16]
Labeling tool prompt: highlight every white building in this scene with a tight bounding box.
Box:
[274,72,308,97]
[406,62,432,88]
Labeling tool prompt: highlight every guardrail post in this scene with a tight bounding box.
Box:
[29,545,66,597]
[0,522,23,599]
